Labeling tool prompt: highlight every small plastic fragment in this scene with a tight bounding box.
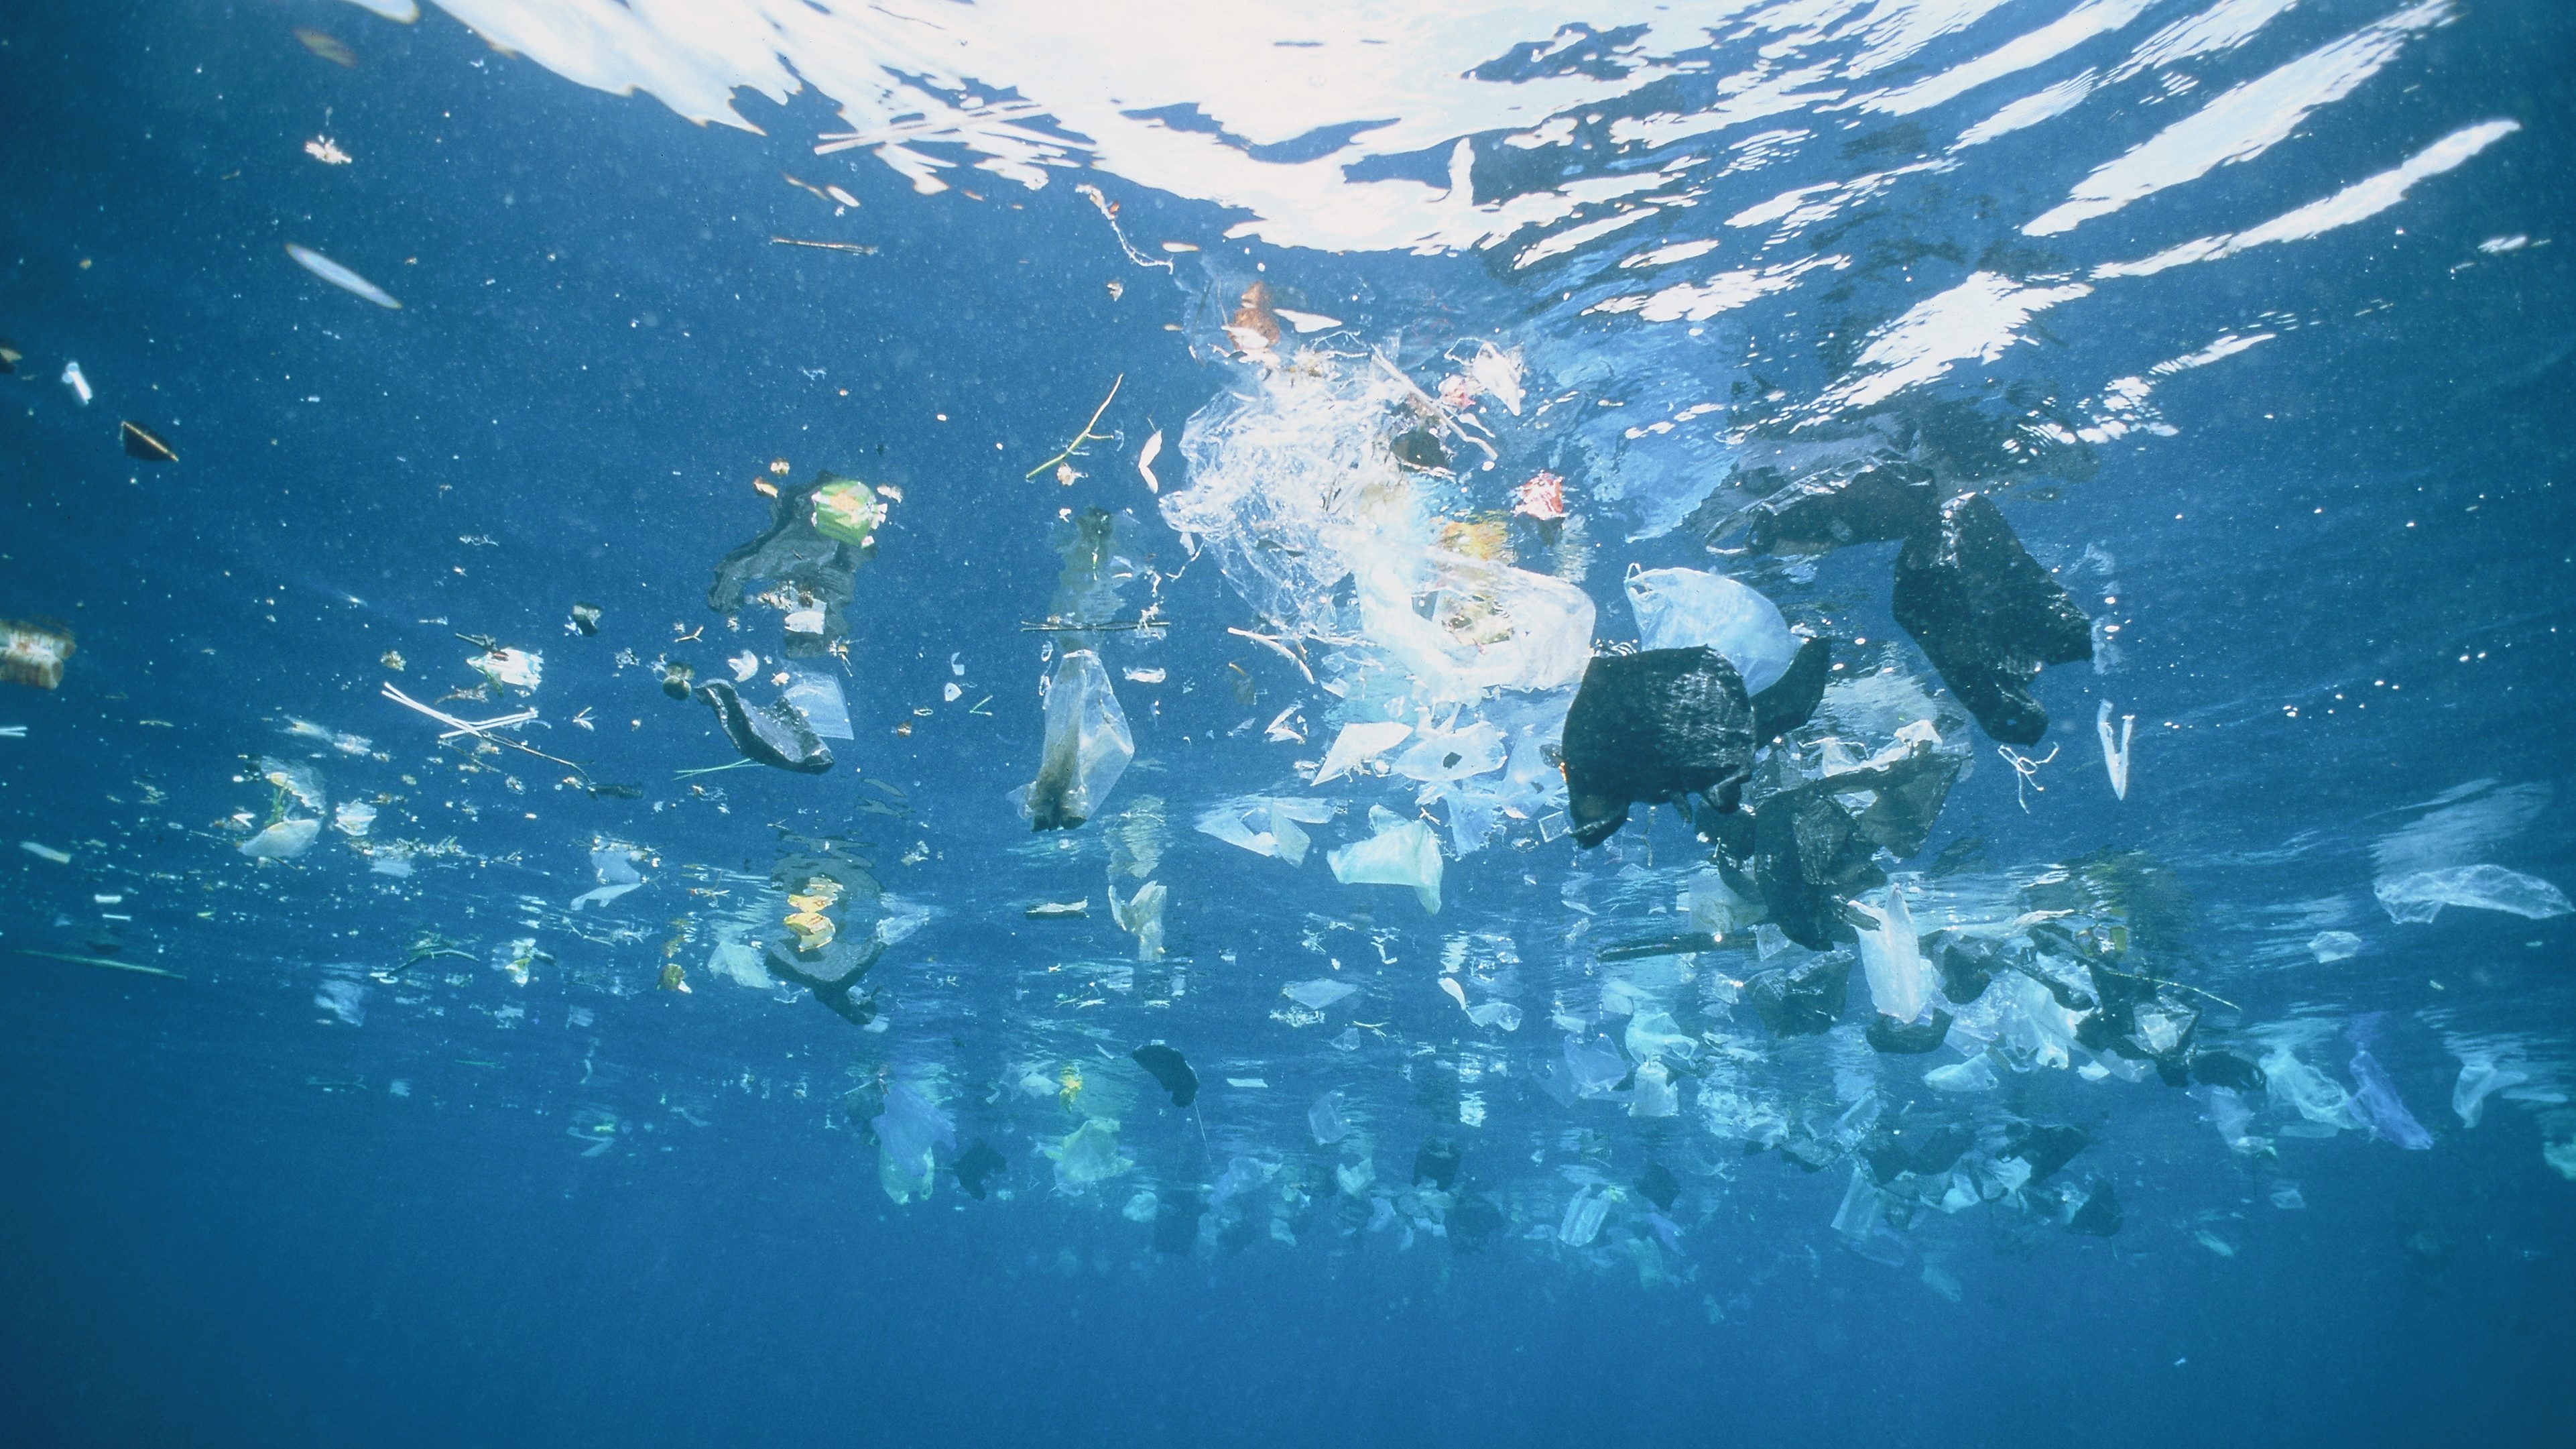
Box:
[808,477,889,548]
[2452,1057,2527,1128]
[782,669,855,740]
[2096,700,2133,800]
[566,602,602,636]
[2308,931,2362,963]
[469,646,542,692]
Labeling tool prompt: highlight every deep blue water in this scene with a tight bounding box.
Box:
[3,3,2573,1446]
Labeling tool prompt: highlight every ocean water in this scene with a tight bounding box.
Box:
[2,2,2572,1444]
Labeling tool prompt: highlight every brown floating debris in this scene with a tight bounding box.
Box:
[1,620,75,689]
[294,27,357,67]
[120,420,178,463]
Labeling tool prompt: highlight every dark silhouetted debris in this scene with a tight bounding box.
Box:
[2067,1179,2123,1236]
[568,601,603,636]
[119,420,178,462]
[2191,1049,2266,1093]
[1933,933,2003,1004]
[586,781,644,800]
[1130,1043,1199,1107]
[1752,786,1884,948]
[1563,646,1757,848]
[1865,1118,1973,1183]
[1636,1161,1680,1212]
[660,659,695,699]
[1153,1188,1204,1254]
[1745,461,1939,554]
[1750,635,1831,741]
[708,473,881,656]
[1866,1008,1954,1054]
[1413,1137,1462,1192]
[696,679,834,772]
[1391,427,1449,473]
[1743,951,1851,1037]
[2003,1122,2090,1184]
[954,1139,1007,1200]
[1890,492,2092,745]
[1449,1193,1506,1253]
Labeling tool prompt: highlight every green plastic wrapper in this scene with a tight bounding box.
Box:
[809,477,886,548]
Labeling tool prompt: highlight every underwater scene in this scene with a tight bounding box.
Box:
[3,1,2572,1444]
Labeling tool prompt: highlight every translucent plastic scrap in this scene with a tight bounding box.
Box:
[1308,1090,1349,1145]
[2374,864,2573,924]
[1109,878,1167,961]
[2345,1016,2433,1149]
[1195,796,1335,866]
[1626,566,1796,694]
[257,757,328,814]
[782,669,855,740]
[1562,1034,1630,1098]
[1631,1059,1680,1118]
[1851,885,1937,1025]
[1392,719,1506,784]
[1327,805,1445,913]
[2308,930,2362,964]
[1022,650,1131,831]
[1924,1055,1998,1092]
[1281,978,1357,1010]
[1310,721,1411,785]
[1048,1118,1132,1189]
[1557,1185,1609,1247]
[871,1081,955,1202]
[1357,548,1596,699]
[2262,1045,2366,1133]
[239,817,321,859]
[2452,1057,2528,1128]
[1624,1008,1699,1063]
[469,646,542,692]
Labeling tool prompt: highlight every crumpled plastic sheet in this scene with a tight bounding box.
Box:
[1020,650,1132,830]
[1327,807,1444,913]
[1626,565,1796,693]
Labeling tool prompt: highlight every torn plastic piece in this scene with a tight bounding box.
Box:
[1196,796,1335,865]
[2309,930,2362,964]
[1311,720,1412,785]
[1626,567,1796,694]
[1563,647,1756,848]
[1021,650,1131,830]
[1867,1010,1954,1054]
[1752,786,1885,949]
[1889,494,2093,746]
[1109,878,1167,960]
[1924,1055,1998,1092]
[2,620,76,690]
[1309,1090,1349,1145]
[567,602,602,636]
[2346,1017,2433,1149]
[1392,719,1506,783]
[696,679,833,772]
[1327,806,1444,913]
[782,669,855,740]
[1282,978,1357,1010]
[2374,864,2572,923]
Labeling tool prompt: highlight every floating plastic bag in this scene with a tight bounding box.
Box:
[1631,1059,1680,1118]
[1327,806,1444,913]
[1626,566,1796,694]
[1109,878,1167,961]
[2262,1045,2366,1133]
[1357,548,1595,699]
[1624,1008,1699,1063]
[872,1081,955,1194]
[1852,886,1937,1025]
[1022,650,1131,830]
[1282,978,1357,1010]
[2374,864,2572,923]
